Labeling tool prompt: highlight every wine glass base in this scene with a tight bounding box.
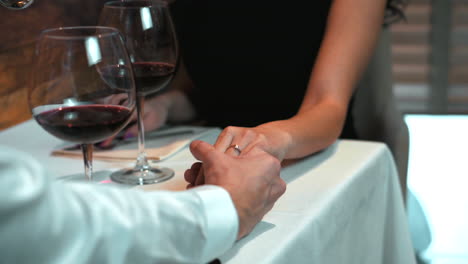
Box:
[110,167,174,185]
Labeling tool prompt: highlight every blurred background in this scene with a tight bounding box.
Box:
[391,0,468,263]
[392,0,468,114]
[0,0,466,263]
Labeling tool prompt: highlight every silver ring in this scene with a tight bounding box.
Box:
[227,144,242,155]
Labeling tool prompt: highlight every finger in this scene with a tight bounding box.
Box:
[117,114,137,140]
[271,178,287,200]
[190,162,202,174]
[227,131,257,155]
[238,143,266,157]
[189,140,218,166]
[127,102,166,137]
[260,179,286,216]
[225,144,242,157]
[224,138,256,157]
[124,126,138,140]
[97,134,118,149]
[222,129,257,156]
[184,162,202,183]
[194,166,205,186]
[110,93,130,105]
[189,141,217,187]
[184,169,195,184]
[213,127,235,151]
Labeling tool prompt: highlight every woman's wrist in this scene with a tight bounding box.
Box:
[256,121,293,161]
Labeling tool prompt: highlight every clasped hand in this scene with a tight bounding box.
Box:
[186,125,288,187]
[186,140,286,239]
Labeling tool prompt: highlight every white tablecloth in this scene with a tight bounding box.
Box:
[0,120,416,264]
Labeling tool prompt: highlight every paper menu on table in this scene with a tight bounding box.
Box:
[51,126,220,162]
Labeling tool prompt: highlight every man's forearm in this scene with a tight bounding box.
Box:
[0,147,238,264]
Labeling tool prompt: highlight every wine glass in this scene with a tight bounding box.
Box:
[0,0,34,9]
[98,0,178,185]
[29,26,136,181]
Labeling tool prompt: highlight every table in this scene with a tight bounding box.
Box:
[0,120,416,264]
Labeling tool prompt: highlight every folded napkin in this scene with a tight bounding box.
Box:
[52,126,220,162]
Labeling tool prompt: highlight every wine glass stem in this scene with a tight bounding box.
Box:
[136,95,151,170]
[81,143,93,181]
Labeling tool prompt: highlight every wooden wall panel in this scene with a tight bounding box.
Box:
[0,0,107,130]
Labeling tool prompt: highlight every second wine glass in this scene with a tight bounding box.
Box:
[99,0,178,185]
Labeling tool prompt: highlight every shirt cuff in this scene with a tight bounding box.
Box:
[189,185,239,261]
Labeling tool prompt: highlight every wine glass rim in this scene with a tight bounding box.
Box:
[104,0,168,9]
[0,0,34,10]
[40,26,121,40]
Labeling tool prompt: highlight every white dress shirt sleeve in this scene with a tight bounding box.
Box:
[0,146,238,264]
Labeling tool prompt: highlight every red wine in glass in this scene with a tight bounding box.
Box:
[34,105,133,143]
[133,62,175,96]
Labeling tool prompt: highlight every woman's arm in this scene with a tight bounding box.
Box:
[217,0,387,160]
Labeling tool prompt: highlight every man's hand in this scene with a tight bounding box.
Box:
[186,140,286,239]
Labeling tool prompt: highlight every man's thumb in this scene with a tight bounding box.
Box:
[189,140,217,164]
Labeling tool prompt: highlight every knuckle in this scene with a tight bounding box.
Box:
[267,155,281,170]
[272,179,287,198]
[254,132,265,141]
[218,128,232,138]
[280,179,287,192]
[243,128,256,138]
[253,134,268,148]
[183,172,192,182]
[224,126,237,133]
[278,182,287,197]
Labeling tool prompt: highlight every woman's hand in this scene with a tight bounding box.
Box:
[98,93,171,148]
[99,88,196,148]
[125,94,171,137]
[214,125,291,160]
[185,124,291,187]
